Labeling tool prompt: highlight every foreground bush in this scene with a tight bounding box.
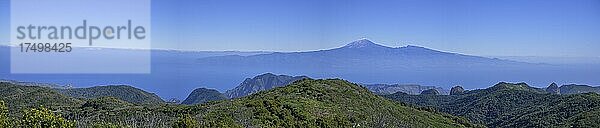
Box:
[0,100,8,127]
[20,107,75,128]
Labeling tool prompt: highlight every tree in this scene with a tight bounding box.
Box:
[92,122,123,128]
[0,100,9,127]
[20,107,75,128]
[172,114,199,128]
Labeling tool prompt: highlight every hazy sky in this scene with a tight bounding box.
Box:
[1,0,600,57]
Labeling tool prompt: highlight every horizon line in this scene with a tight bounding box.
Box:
[1,41,598,58]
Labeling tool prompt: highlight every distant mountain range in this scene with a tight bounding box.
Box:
[193,39,595,96]
[197,39,528,70]
[2,39,600,100]
[490,56,600,64]
[557,84,600,94]
[363,83,448,95]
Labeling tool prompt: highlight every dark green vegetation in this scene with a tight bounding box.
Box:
[172,114,200,128]
[191,79,476,127]
[385,82,600,128]
[80,97,133,110]
[56,85,164,104]
[0,80,477,127]
[0,82,83,116]
[20,107,76,128]
[5,78,598,127]
[0,99,75,128]
[181,88,227,105]
[421,88,440,95]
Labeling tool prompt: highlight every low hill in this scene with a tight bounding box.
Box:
[0,82,83,116]
[181,88,227,105]
[385,82,600,127]
[56,85,164,104]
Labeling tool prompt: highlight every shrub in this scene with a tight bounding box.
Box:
[0,100,9,127]
[172,114,199,128]
[20,107,75,128]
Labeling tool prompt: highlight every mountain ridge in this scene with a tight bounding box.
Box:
[362,83,448,95]
[384,82,600,127]
[56,85,164,104]
[224,73,309,99]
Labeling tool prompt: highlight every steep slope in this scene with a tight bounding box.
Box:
[56,85,164,104]
[363,83,448,95]
[450,86,465,95]
[385,82,600,127]
[181,88,227,105]
[545,83,560,94]
[224,73,309,98]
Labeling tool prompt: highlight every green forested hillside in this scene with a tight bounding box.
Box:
[0,82,83,116]
[1,79,478,127]
[187,79,476,127]
[385,82,600,128]
[56,85,164,104]
[224,73,309,98]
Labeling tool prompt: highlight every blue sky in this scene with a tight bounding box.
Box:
[2,0,600,57]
